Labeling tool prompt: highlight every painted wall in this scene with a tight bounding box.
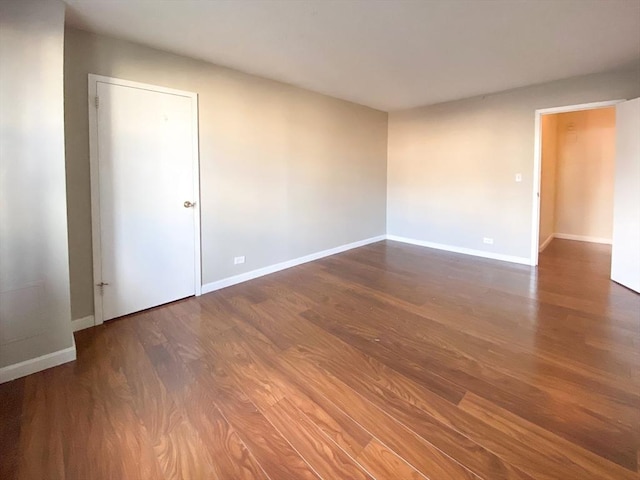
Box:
[64,28,388,320]
[539,114,558,248]
[554,108,616,241]
[387,66,640,262]
[0,0,74,369]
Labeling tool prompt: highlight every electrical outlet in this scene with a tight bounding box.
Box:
[483,237,494,245]
[234,256,245,265]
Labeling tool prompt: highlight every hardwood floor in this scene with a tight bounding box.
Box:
[1,239,638,479]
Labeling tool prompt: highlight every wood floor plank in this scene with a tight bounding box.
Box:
[179,385,270,480]
[458,391,638,480]
[365,293,633,400]
[217,308,469,479]
[281,379,373,459]
[130,310,168,347]
[16,370,65,480]
[108,321,219,480]
[1,239,638,479]
[276,350,484,480]
[236,291,468,405]
[317,254,638,385]
[208,328,289,410]
[297,288,639,469]
[127,310,269,480]
[356,438,428,480]
[188,358,320,480]
[0,378,24,480]
[69,328,163,480]
[319,249,639,379]
[263,397,374,480]
[59,327,163,480]
[213,321,374,459]
[283,345,535,480]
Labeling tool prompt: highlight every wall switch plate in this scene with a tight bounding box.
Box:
[234,256,245,265]
[515,173,522,182]
[483,237,494,245]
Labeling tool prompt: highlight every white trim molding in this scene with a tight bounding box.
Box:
[202,235,386,294]
[387,235,532,266]
[0,338,76,384]
[72,315,95,332]
[554,233,612,245]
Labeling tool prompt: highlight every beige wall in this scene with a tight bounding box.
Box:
[554,108,616,241]
[1,0,73,369]
[387,66,640,261]
[64,28,388,320]
[539,114,558,247]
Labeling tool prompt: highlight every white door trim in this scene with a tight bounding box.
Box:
[88,74,201,326]
[529,99,625,266]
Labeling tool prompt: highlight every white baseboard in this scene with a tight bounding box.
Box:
[387,235,532,266]
[72,315,95,332]
[539,234,555,252]
[0,337,76,384]
[553,233,612,245]
[201,235,386,294]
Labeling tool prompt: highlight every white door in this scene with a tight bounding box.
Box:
[90,76,200,322]
[611,98,640,293]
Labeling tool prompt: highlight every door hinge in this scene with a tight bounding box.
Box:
[95,96,100,108]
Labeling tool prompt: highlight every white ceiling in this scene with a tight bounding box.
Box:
[64,0,640,111]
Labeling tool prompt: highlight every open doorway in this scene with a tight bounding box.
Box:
[531,98,640,294]
[530,100,623,266]
[538,105,616,254]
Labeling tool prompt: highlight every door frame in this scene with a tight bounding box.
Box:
[529,99,625,266]
[88,74,202,326]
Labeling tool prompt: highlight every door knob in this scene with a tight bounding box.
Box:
[184,201,196,208]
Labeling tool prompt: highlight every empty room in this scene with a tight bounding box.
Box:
[1,0,639,479]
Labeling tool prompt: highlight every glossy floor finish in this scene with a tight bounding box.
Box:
[1,239,639,479]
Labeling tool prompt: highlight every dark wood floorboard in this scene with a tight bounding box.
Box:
[1,238,638,479]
